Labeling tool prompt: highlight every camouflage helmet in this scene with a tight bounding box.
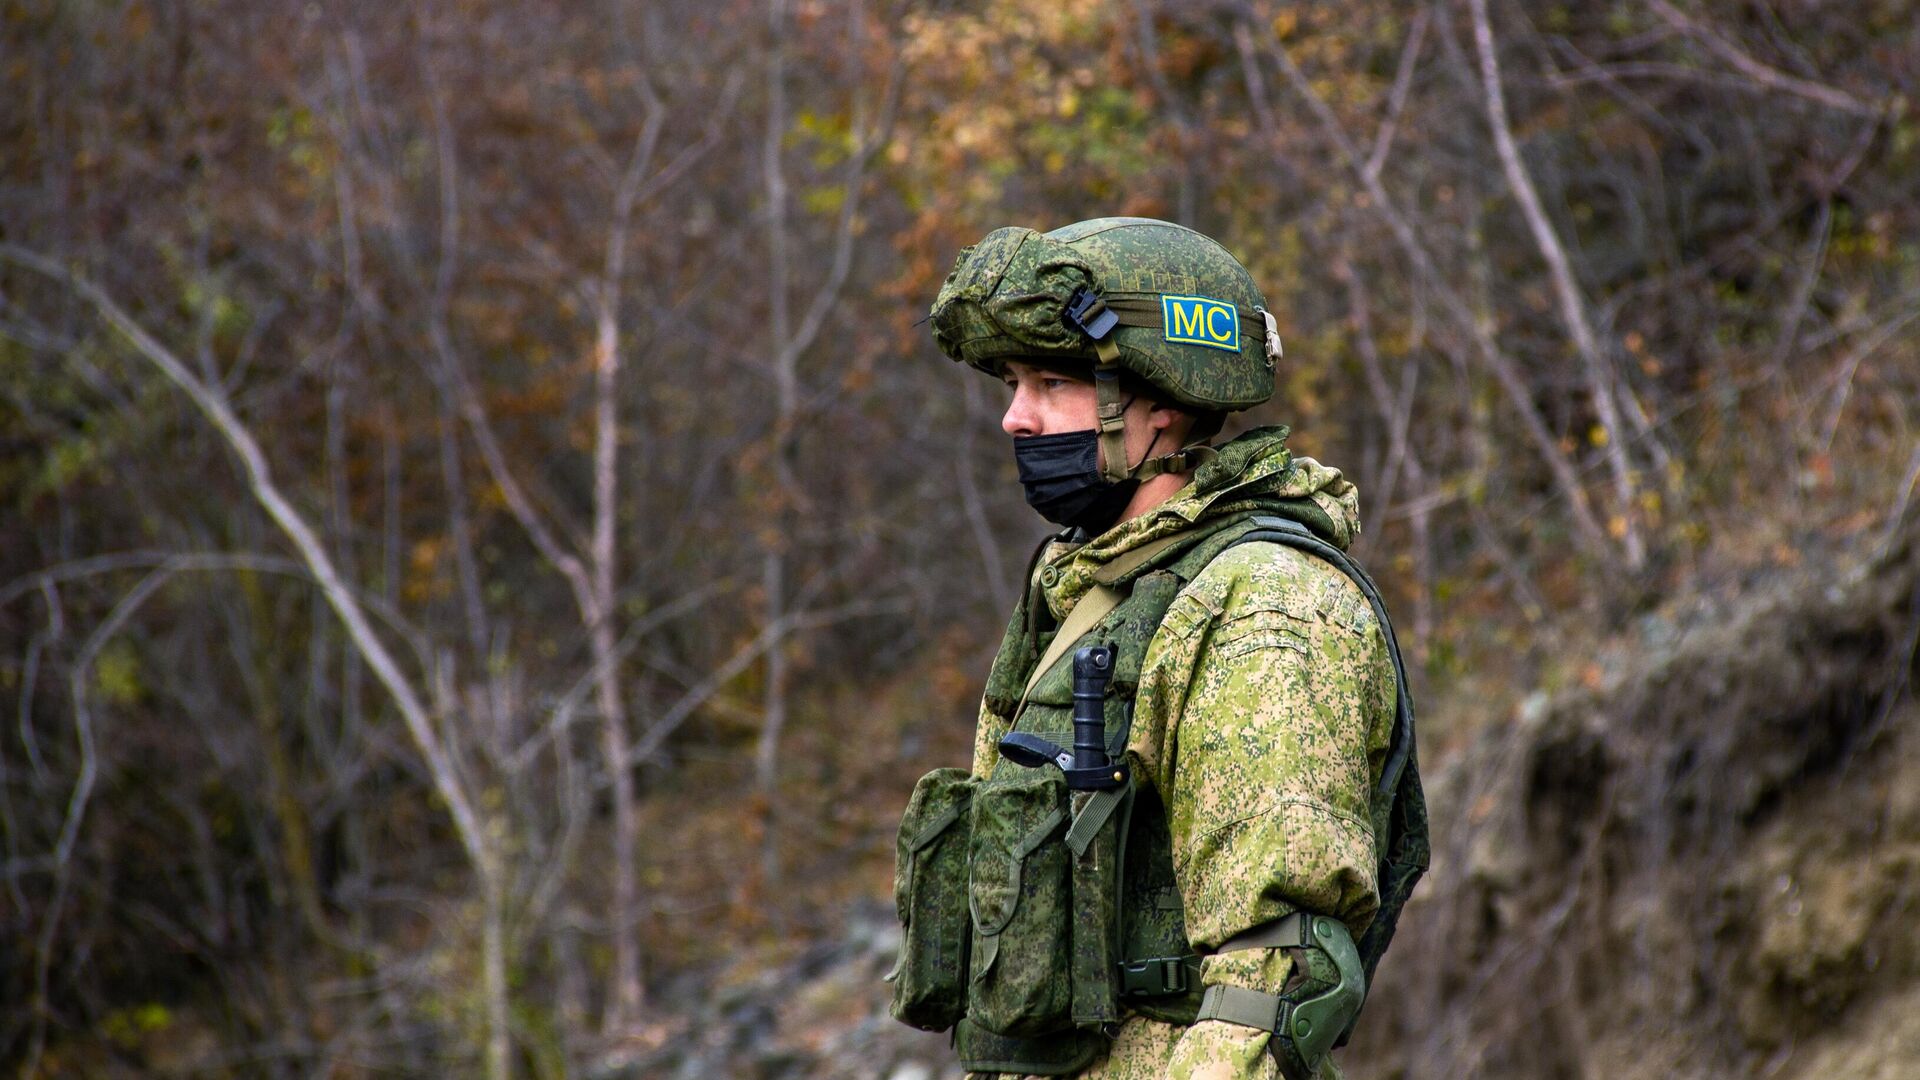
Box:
[929,217,1282,413]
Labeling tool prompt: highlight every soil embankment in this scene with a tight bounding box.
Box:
[1350,519,1920,1080]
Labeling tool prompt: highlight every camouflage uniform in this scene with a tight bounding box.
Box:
[968,428,1395,1080]
[900,217,1418,1078]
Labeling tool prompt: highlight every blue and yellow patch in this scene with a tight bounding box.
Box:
[1160,294,1239,352]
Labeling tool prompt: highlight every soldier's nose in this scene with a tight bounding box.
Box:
[1002,394,1037,437]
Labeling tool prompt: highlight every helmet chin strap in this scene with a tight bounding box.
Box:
[1093,337,1219,483]
[1092,339,1131,484]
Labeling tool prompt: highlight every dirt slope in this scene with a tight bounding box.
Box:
[1349,518,1920,1079]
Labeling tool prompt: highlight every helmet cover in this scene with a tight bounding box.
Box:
[930,217,1278,412]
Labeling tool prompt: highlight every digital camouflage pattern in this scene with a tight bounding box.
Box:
[929,218,1277,412]
[966,767,1076,1035]
[968,427,1395,1080]
[890,767,975,1030]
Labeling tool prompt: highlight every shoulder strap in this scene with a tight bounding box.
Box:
[1018,583,1124,703]
[1091,531,1193,585]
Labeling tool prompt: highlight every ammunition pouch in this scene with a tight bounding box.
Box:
[888,682,1193,1074]
[966,767,1075,1034]
[886,768,975,1031]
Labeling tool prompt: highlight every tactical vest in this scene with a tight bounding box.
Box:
[888,512,1429,1076]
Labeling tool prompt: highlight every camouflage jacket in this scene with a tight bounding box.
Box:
[969,427,1395,1080]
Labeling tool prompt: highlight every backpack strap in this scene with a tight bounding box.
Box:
[1018,584,1124,702]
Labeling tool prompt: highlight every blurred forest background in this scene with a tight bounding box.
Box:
[3,0,1918,1077]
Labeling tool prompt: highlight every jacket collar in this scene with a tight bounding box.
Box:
[1038,426,1364,618]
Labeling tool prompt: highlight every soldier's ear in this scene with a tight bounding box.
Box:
[1144,399,1188,434]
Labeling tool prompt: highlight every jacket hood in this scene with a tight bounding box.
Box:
[1040,425,1363,617]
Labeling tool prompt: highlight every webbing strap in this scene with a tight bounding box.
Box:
[1131,443,1218,480]
[1105,912,1318,1012]
[1017,583,1123,707]
[1093,359,1129,484]
[1015,806,1067,858]
[906,802,965,852]
[1091,296,1276,372]
[1091,531,1192,585]
[1097,295,1266,331]
[1216,911,1311,953]
[1119,912,1313,1020]
[1196,983,1287,1032]
[1065,786,1126,856]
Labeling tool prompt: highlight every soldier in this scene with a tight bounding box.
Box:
[888,218,1426,1080]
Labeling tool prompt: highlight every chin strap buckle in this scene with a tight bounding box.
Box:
[1093,365,1129,483]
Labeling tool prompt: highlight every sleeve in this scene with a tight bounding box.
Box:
[1137,545,1394,1079]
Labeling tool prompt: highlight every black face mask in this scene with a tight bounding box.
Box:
[1013,430,1140,535]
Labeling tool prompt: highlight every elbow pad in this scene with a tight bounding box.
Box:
[1194,912,1366,1080]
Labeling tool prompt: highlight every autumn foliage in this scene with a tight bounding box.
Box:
[1,0,1916,1074]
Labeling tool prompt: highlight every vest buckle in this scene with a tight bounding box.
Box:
[1118,955,1194,997]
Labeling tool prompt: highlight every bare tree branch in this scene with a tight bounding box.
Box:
[506,583,726,774]
[0,243,510,1077]
[1647,0,1880,117]
[1470,0,1649,568]
[585,85,667,1032]
[23,564,174,1075]
[1244,20,1617,561]
[1366,5,1432,183]
[1132,0,1198,223]
[1,551,297,609]
[1816,304,1920,455]
[754,0,905,821]
[957,376,1014,613]
[628,596,911,771]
